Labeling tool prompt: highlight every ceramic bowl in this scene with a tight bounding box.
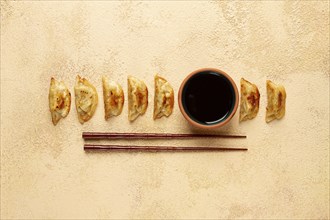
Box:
[178,68,239,129]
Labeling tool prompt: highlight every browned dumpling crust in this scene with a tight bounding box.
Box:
[102,76,124,120]
[239,78,260,122]
[49,77,71,125]
[127,76,148,121]
[154,74,174,119]
[266,80,286,123]
[74,75,98,124]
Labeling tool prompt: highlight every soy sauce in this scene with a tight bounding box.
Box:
[182,71,234,125]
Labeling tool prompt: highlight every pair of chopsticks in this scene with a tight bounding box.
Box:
[83,132,247,152]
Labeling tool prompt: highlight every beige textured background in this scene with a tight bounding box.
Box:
[1,1,329,219]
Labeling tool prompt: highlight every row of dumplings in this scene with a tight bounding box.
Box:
[240,78,286,123]
[49,75,174,125]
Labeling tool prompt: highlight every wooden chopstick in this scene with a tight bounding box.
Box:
[84,144,248,151]
[82,132,246,140]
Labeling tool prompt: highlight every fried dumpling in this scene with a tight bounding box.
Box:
[102,76,124,120]
[49,77,71,125]
[239,78,260,122]
[266,80,286,123]
[74,75,98,124]
[154,74,174,119]
[127,76,148,121]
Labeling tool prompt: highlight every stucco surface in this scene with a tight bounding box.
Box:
[1,1,329,219]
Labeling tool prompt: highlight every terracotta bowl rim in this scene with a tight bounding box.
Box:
[178,68,239,129]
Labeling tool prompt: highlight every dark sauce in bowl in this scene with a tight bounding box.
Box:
[181,71,234,125]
